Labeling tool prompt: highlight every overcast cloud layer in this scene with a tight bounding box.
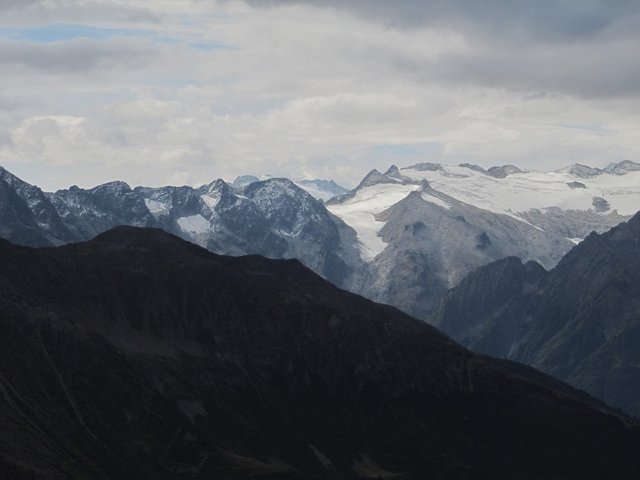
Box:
[1,0,639,190]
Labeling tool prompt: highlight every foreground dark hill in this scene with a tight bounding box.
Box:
[1,228,640,479]
[433,212,640,417]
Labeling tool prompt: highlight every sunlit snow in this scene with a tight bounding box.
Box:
[402,165,640,216]
[327,183,420,260]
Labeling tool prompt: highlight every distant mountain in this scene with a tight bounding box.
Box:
[0,161,638,318]
[2,227,640,479]
[230,175,349,201]
[432,212,640,417]
[231,174,261,188]
[485,164,524,178]
[295,178,349,201]
[0,166,74,246]
[0,168,364,290]
[326,161,634,316]
[135,177,364,289]
[555,160,640,178]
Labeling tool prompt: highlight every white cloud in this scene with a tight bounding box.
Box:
[0,1,639,191]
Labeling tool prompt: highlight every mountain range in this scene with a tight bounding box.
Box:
[2,160,638,319]
[2,226,640,479]
[432,211,640,417]
[0,166,365,291]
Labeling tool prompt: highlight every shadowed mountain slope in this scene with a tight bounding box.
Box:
[1,227,640,479]
[433,212,640,417]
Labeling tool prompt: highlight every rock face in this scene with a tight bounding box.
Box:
[0,167,364,291]
[137,177,365,290]
[432,212,640,417]
[1,227,640,479]
[0,166,73,246]
[360,189,567,319]
[485,164,523,178]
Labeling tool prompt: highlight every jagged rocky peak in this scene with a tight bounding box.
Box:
[406,162,443,172]
[563,163,602,178]
[0,165,26,186]
[239,177,325,223]
[355,166,420,190]
[242,176,304,197]
[384,164,416,184]
[0,166,44,194]
[0,165,12,181]
[418,178,432,191]
[297,178,348,195]
[197,177,230,195]
[604,159,640,175]
[194,178,236,211]
[0,166,74,246]
[87,181,139,202]
[402,188,429,206]
[486,164,523,178]
[232,174,260,188]
[384,164,402,177]
[356,168,399,188]
[458,163,487,174]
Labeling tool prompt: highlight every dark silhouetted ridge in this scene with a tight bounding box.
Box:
[1,227,640,479]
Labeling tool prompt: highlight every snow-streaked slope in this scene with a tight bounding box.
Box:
[327,183,420,259]
[401,164,640,217]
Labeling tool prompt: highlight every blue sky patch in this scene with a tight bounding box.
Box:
[0,23,170,43]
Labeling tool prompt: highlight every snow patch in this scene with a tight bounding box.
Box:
[402,165,640,217]
[421,192,451,210]
[200,191,221,209]
[177,214,211,235]
[144,199,170,217]
[328,183,420,260]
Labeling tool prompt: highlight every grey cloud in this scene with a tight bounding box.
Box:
[0,0,40,12]
[0,97,21,112]
[246,0,640,44]
[425,44,640,98]
[245,0,640,99]
[0,38,158,73]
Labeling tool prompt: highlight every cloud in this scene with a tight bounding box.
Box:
[0,37,159,73]
[0,0,158,25]
[0,0,40,12]
[0,0,640,191]
[246,0,640,43]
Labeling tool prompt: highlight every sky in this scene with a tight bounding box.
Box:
[1,0,640,191]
